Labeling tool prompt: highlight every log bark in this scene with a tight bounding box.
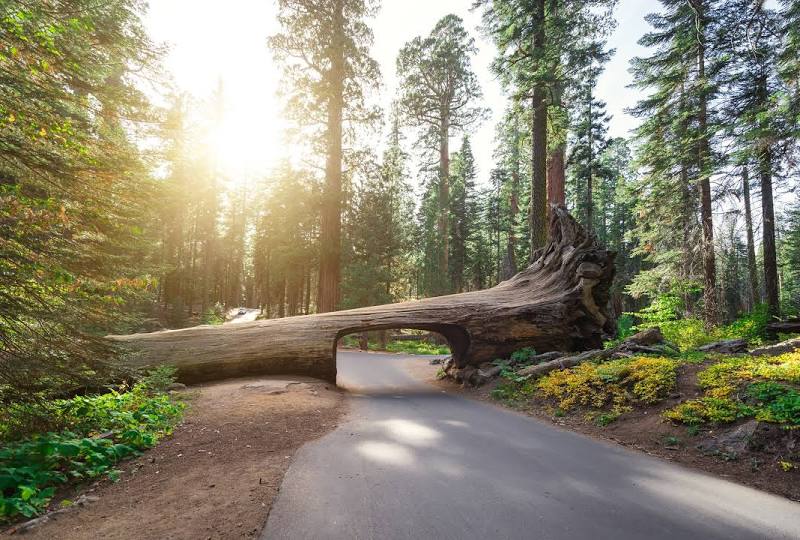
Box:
[112,206,615,384]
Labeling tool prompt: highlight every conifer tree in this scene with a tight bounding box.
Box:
[396,15,484,294]
[628,0,720,324]
[718,0,784,317]
[269,0,381,312]
[449,137,478,293]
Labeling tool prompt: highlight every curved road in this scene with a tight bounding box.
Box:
[263,352,800,540]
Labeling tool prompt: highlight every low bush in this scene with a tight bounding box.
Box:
[664,351,800,427]
[746,382,800,426]
[490,378,538,403]
[384,340,450,355]
[537,356,678,417]
[663,397,750,425]
[0,371,184,522]
[509,347,536,364]
[200,302,226,325]
[629,298,770,351]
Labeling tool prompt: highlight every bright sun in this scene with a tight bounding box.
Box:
[211,110,285,187]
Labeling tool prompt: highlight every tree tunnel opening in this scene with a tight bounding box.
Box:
[333,324,471,388]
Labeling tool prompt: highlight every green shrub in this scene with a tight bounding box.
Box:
[631,293,684,326]
[630,297,769,352]
[385,340,450,355]
[491,379,537,403]
[719,304,769,346]
[201,302,225,325]
[659,319,713,351]
[663,397,750,425]
[0,373,184,521]
[139,365,178,394]
[509,347,536,364]
[746,382,800,426]
[616,314,636,341]
[536,356,678,414]
[664,351,800,427]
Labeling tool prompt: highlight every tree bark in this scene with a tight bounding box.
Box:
[530,0,548,256]
[112,206,615,384]
[438,114,451,294]
[546,0,565,220]
[742,166,759,308]
[692,0,718,326]
[317,0,345,313]
[757,74,780,318]
[585,82,594,234]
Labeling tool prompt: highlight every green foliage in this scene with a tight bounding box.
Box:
[664,397,750,425]
[616,314,636,341]
[509,347,537,364]
[0,0,160,405]
[664,351,800,427]
[384,341,450,355]
[658,319,711,351]
[490,379,538,404]
[139,366,179,394]
[746,382,800,426]
[719,304,769,345]
[200,303,226,325]
[0,374,184,521]
[632,302,769,351]
[594,411,621,427]
[536,356,678,416]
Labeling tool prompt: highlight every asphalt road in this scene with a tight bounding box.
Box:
[262,351,800,540]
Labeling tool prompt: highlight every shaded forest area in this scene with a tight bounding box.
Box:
[2,0,800,406]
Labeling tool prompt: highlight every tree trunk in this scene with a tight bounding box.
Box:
[742,166,759,308]
[317,0,345,313]
[438,114,451,294]
[501,181,519,281]
[546,0,565,220]
[530,0,547,256]
[693,0,717,326]
[586,82,594,234]
[757,74,780,318]
[112,206,615,384]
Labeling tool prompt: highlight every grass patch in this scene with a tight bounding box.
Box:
[0,367,185,522]
[384,340,450,355]
[339,335,450,355]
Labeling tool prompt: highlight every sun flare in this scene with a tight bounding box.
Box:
[211,109,285,186]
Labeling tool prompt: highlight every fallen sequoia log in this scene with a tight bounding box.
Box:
[111,206,615,384]
[766,319,800,335]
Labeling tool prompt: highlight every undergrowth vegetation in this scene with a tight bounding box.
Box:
[490,309,800,437]
[630,298,770,351]
[340,334,450,355]
[664,352,800,427]
[384,340,450,355]
[0,367,185,522]
[491,355,679,424]
[536,357,678,420]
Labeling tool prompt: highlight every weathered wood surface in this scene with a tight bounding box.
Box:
[111,206,615,383]
[766,320,800,335]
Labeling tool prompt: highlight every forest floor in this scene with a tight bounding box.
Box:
[420,362,800,502]
[7,377,344,539]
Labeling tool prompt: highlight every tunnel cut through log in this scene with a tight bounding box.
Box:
[336,324,468,357]
[111,206,615,384]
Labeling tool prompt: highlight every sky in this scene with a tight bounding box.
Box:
[145,0,654,186]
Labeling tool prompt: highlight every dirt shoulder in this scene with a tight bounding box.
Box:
[9,377,345,539]
[414,360,799,502]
